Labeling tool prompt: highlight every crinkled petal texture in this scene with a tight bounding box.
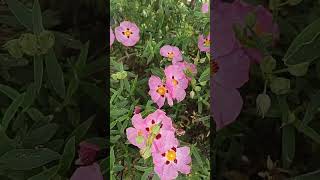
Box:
[110,27,115,47]
[176,61,197,80]
[164,65,189,102]
[153,146,191,180]
[198,34,210,53]
[201,3,209,13]
[145,109,175,132]
[211,82,243,130]
[115,21,140,46]
[160,45,183,64]
[70,163,103,180]
[214,49,250,89]
[152,130,178,153]
[148,75,173,108]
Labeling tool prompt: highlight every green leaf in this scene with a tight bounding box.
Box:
[27,166,58,180]
[34,55,43,93]
[284,18,320,65]
[45,49,66,98]
[75,42,90,75]
[57,136,75,175]
[2,93,24,131]
[67,115,94,144]
[110,146,115,172]
[0,84,19,99]
[21,84,37,111]
[0,125,15,156]
[141,167,153,180]
[288,62,309,76]
[26,108,47,122]
[288,169,320,180]
[301,91,320,126]
[32,0,44,34]
[5,0,33,30]
[288,0,303,6]
[191,145,204,169]
[282,125,295,168]
[3,39,24,58]
[199,67,210,83]
[294,121,320,144]
[23,123,59,147]
[0,148,60,170]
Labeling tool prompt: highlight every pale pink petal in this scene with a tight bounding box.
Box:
[70,163,103,180]
[110,27,115,47]
[201,3,209,13]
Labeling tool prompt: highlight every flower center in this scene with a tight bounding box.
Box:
[167,52,174,59]
[165,150,176,161]
[204,38,210,47]
[211,61,219,75]
[156,85,167,96]
[137,130,143,136]
[172,79,178,86]
[122,28,133,38]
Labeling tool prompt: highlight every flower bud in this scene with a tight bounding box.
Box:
[190,91,195,99]
[256,93,271,118]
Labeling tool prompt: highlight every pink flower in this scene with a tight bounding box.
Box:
[115,21,140,47]
[160,45,183,64]
[198,33,210,53]
[201,3,209,13]
[144,109,175,152]
[76,142,100,166]
[164,65,189,102]
[71,163,103,180]
[126,113,148,149]
[152,133,191,180]
[110,27,115,47]
[175,61,197,81]
[148,75,173,108]
[211,49,250,130]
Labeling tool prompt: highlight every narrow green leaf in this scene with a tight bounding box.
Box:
[2,93,24,131]
[45,49,66,98]
[0,84,19,99]
[26,108,47,122]
[27,166,58,180]
[32,0,44,34]
[0,125,15,156]
[5,0,33,30]
[288,169,320,180]
[34,55,43,93]
[282,125,295,168]
[294,121,320,144]
[0,148,60,170]
[23,123,59,147]
[76,42,90,75]
[57,136,75,175]
[67,115,94,144]
[21,83,37,111]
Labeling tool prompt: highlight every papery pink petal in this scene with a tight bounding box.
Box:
[175,147,191,174]
[214,49,250,89]
[70,163,103,180]
[149,76,162,90]
[211,82,243,130]
[201,3,209,13]
[126,127,146,148]
[115,21,140,47]
[132,113,146,130]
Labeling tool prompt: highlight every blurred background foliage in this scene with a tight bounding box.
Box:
[0,0,107,179]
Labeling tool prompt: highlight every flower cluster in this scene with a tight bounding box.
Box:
[126,110,191,180]
[211,0,278,129]
[114,2,210,179]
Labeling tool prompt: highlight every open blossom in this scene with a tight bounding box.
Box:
[160,45,183,64]
[175,61,197,81]
[198,33,210,53]
[164,65,189,102]
[152,132,191,180]
[201,3,209,13]
[149,75,173,108]
[211,49,250,130]
[126,113,148,149]
[110,27,115,47]
[115,21,140,46]
[126,110,175,151]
